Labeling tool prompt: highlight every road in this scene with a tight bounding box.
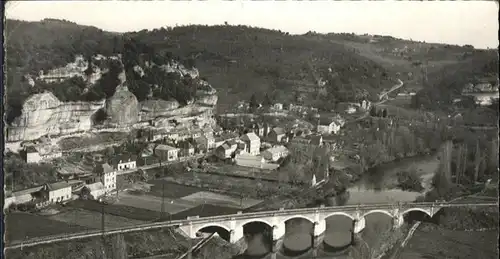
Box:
[116,154,205,176]
[379,79,404,100]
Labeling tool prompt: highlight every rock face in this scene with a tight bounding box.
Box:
[7,91,105,142]
[7,54,218,145]
[105,85,140,126]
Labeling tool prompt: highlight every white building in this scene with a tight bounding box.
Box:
[101,163,117,193]
[261,145,289,162]
[112,154,137,171]
[235,153,265,169]
[215,140,239,159]
[155,144,180,161]
[272,103,283,111]
[240,132,261,155]
[43,182,73,204]
[317,118,342,135]
[24,145,62,164]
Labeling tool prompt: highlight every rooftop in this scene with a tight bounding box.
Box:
[264,145,288,154]
[155,144,179,151]
[241,132,260,142]
[45,181,73,191]
[86,182,105,191]
[272,127,286,135]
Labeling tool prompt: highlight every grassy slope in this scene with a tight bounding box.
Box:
[400,226,498,259]
[5,229,191,259]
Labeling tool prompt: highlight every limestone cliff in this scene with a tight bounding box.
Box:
[7,54,218,144]
[7,92,105,142]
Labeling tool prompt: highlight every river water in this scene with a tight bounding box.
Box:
[236,154,440,259]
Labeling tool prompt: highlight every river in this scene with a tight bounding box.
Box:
[235,154,440,259]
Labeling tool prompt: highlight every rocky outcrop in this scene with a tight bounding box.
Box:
[105,85,140,126]
[159,62,199,79]
[7,91,105,142]
[7,54,218,145]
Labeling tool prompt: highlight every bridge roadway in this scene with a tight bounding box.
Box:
[5,201,497,250]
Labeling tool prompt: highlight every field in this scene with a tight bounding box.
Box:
[147,180,205,199]
[114,191,198,214]
[181,191,262,209]
[399,225,498,259]
[205,164,280,181]
[69,199,161,221]
[49,208,146,229]
[4,212,91,243]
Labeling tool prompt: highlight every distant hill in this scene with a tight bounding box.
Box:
[4,19,494,114]
[411,50,498,111]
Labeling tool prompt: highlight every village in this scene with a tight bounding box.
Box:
[3,95,371,230]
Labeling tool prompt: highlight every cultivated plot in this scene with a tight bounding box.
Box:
[180,191,263,209]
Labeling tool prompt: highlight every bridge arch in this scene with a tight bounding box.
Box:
[323,212,355,221]
[401,208,432,217]
[280,215,315,225]
[361,209,393,219]
[194,222,231,234]
[238,218,273,229]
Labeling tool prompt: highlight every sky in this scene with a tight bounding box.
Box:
[5,0,499,49]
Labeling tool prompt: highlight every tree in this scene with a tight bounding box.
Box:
[262,93,272,109]
[249,93,258,112]
[382,109,388,118]
[473,140,481,183]
[369,106,377,117]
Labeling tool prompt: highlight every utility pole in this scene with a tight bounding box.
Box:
[161,182,165,220]
[101,202,105,237]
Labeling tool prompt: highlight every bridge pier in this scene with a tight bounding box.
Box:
[229,228,244,243]
[313,220,326,248]
[272,238,283,253]
[353,217,366,234]
[392,214,404,229]
[271,223,286,253]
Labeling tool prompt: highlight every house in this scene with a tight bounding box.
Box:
[251,123,265,137]
[272,103,283,111]
[196,134,216,151]
[214,132,239,148]
[24,146,41,163]
[215,140,239,159]
[111,154,137,171]
[240,132,261,155]
[155,144,179,161]
[24,145,63,164]
[261,145,289,162]
[267,127,286,143]
[100,163,117,193]
[179,141,195,157]
[235,153,265,169]
[317,118,341,135]
[85,182,106,199]
[9,186,46,209]
[41,182,73,204]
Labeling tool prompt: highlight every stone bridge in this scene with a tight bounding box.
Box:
[5,201,496,251]
[178,202,446,249]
